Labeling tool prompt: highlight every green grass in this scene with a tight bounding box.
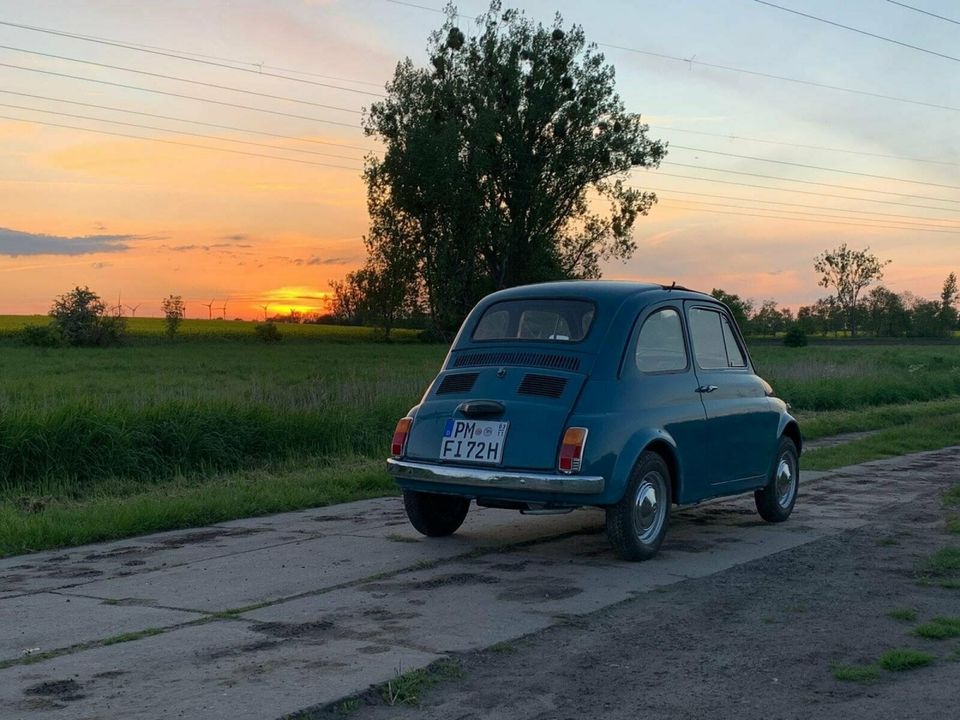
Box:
[877,648,935,671]
[888,608,918,622]
[0,332,959,556]
[379,659,465,706]
[945,485,960,507]
[830,662,881,682]
[914,617,960,640]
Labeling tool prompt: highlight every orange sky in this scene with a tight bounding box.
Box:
[1,1,958,318]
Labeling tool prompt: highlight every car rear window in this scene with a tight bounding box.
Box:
[472,299,595,342]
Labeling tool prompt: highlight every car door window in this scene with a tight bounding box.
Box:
[720,315,747,367]
[689,308,730,369]
[635,308,688,372]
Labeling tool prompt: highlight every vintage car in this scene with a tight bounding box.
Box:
[387,281,801,560]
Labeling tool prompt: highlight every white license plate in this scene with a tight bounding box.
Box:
[440,419,509,464]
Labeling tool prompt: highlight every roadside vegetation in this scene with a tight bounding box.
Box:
[0,327,958,557]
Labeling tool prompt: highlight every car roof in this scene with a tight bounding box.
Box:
[481,280,715,305]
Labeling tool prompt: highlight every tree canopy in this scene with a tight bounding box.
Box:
[814,243,890,337]
[336,1,666,337]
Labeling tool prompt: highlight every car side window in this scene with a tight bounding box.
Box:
[636,308,688,373]
[688,308,729,369]
[720,315,747,367]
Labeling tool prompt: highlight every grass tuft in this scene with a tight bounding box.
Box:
[877,648,934,671]
[914,617,960,640]
[380,659,464,706]
[830,662,881,682]
[887,608,918,622]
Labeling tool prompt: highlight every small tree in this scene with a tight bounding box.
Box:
[161,295,186,338]
[710,289,754,332]
[49,286,125,347]
[814,244,890,337]
[940,272,959,334]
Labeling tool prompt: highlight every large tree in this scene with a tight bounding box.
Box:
[814,244,890,337]
[346,1,665,336]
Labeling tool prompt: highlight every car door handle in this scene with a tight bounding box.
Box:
[696,385,718,394]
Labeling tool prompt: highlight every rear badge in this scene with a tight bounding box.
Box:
[497,367,507,379]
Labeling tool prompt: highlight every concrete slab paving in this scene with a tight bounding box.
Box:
[1,448,957,720]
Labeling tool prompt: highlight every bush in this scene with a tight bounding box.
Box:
[49,286,126,347]
[20,324,62,348]
[783,325,808,347]
[254,322,282,343]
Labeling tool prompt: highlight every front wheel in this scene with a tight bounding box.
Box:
[403,490,470,537]
[755,436,799,523]
[605,452,672,561]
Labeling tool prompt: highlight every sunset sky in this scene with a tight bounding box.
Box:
[1,0,958,318]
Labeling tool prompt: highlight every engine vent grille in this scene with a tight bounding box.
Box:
[518,373,567,399]
[436,372,478,395]
[453,351,580,372]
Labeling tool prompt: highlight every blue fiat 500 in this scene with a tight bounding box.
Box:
[387,281,801,560]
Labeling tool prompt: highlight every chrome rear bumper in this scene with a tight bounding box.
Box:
[386,458,604,495]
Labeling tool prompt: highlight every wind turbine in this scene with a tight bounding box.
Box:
[261,304,270,321]
[219,298,228,320]
[126,303,142,317]
[202,299,215,320]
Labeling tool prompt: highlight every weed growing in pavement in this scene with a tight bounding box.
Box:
[380,659,465,706]
[913,617,960,640]
[888,608,918,622]
[878,648,934,671]
[830,662,881,682]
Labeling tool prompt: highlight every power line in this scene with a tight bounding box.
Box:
[0,102,364,161]
[669,144,960,190]
[0,113,364,170]
[658,162,960,205]
[0,61,364,128]
[648,124,960,168]
[886,0,960,26]
[659,200,960,235]
[0,43,366,117]
[0,19,386,96]
[658,196,960,233]
[0,89,376,153]
[384,0,960,114]
[644,187,960,226]
[754,0,960,63]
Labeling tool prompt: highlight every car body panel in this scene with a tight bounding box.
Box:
[389,280,799,509]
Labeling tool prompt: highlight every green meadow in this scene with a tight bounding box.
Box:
[1,317,959,556]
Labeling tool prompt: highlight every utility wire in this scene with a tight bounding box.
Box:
[385,0,960,114]
[0,89,376,153]
[651,171,960,214]
[0,113,364,170]
[659,200,960,235]
[659,162,960,205]
[754,0,960,63]
[648,124,959,168]
[0,61,363,128]
[644,187,960,226]
[0,102,365,161]
[669,145,960,190]
[0,19,386,96]
[885,0,960,26]
[0,44,366,116]
[658,196,960,232]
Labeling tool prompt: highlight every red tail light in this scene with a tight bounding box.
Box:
[391,417,413,457]
[558,427,588,474]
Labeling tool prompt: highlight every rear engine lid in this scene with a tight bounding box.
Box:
[406,364,586,471]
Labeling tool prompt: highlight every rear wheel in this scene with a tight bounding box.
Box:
[403,490,470,537]
[606,452,672,561]
[755,436,799,523]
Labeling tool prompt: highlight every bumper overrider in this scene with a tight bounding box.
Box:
[386,458,605,494]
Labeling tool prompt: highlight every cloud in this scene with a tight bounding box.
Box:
[162,242,254,252]
[292,255,356,266]
[0,227,133,257]
[219,233,250,242]
[91,262,112,269]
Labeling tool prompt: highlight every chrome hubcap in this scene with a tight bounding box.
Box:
[775,453,797,508]
[633,471,666,544]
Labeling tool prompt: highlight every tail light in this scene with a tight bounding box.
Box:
[391,417,413,457]
[558,427,588,474]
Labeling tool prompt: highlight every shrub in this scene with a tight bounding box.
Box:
[161,295,186,339]
[20,323,62,348]
[254,322,282,343]
[783,325,808,347]
[49,286,126,347]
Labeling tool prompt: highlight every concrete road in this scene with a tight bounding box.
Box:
[1,448,955,719]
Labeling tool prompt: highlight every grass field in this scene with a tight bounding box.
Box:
[1,325,958,556]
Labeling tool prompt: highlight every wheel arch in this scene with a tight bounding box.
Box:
[611,429,683,505]
[780,419,803,455]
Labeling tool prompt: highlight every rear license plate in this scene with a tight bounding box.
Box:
[440,419,509,464]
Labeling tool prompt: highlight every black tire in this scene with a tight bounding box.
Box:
[403,490,470,537]
[605,451,672,561]
[755,436,799,523]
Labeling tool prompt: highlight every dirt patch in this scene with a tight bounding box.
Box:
[496,580,583,603]
[24,679,85,702]
[82,546,148,561]
[414,573,501,591]
[154,527,263,548]
[91,670,127,679]
[42,566,104,579]
[805,431,881,451]
[249,620,334,640]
